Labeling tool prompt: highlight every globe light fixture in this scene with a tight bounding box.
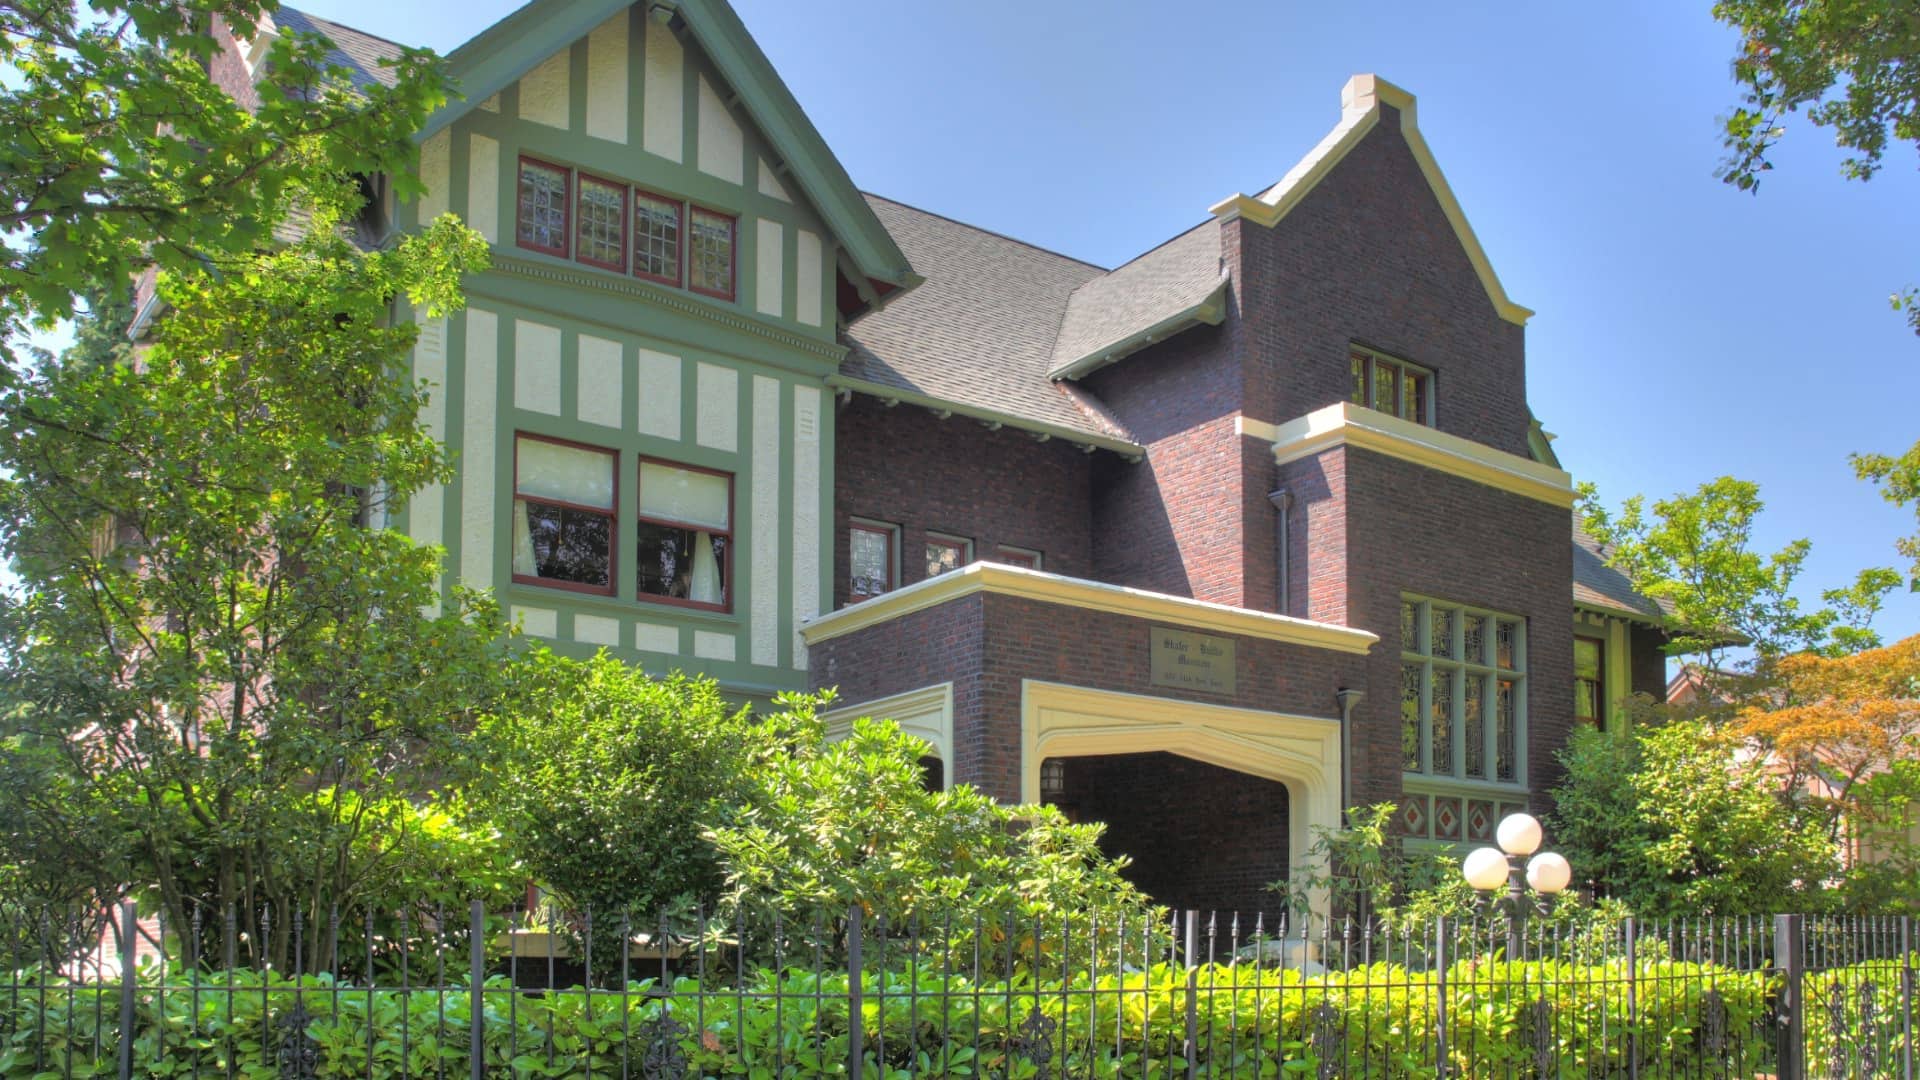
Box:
[1526,851,1572,895]
[1496,811,1543,857]
[1462,846,1511,891]
[1460,811,1574,956]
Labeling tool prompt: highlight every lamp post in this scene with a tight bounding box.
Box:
[1461,812,1572,956]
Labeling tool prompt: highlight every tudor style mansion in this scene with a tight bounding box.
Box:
[180,0,1675,914]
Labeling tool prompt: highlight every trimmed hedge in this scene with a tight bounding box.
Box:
[0,958,1777,1078]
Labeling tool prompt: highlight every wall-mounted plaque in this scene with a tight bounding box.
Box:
[1149,627,1236,695]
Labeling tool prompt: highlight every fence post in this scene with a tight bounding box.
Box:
[846,906,864,1080]
[469,900,485,1080]
[1183,910,1198,1080]
[1776,913,1805,1080]
[118,901,136,1080]
[1901,915,1912,1080]
[1434,915,1448,1080]
[1625,917,1638,1080]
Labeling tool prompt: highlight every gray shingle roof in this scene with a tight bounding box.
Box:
[276,7,407,91]
[842,196,1137,443]
[1050,220,1226,377]
[1573,525,1673,621]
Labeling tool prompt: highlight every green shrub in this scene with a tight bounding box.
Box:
[0,953,1779,1078]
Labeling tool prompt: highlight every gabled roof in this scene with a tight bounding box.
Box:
[1573,525,1674,624]
[276,7,407,92]
[1210,74,1533,327]
[415,0,913,293]
[1049,220,1229,380]
[840,196,1139,451]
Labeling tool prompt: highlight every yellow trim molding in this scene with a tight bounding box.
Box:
[1209,74,1534,327]
[1270,402,1574,508]
[820,682,954,782]
[799,562,1379,654]
[1019,679,1342,919]
[1235,415,1282,442]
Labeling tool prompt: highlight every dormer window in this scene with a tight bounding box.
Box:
[1350,347,1432,426]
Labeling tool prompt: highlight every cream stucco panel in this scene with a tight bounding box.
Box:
[750,376,782,667]
[585,13,628,144]
[795,230,823,328]
[459,308,498,590]
[822,684,955,782]
[576,334,624,428]
[693,630,736,662]
[755,219,784,318]
[417,131,450,222]
[519,51,570,131]
[636,348,682,440]
[512,319,562,416]
[411,308,448,614]
[478,93,500,113]
[695,361,738,451]
[696,76,744,184]
[467,133,500,245]
[757,159,791,202]
[574,613,621,648]
[790,385,821,669]
[641,20,683,163]
[1020,680,1342,919]
[634,621,680,655]
[512,605,558,639]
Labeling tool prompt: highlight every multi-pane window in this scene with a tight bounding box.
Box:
[689,206,736,300]
[926,534,972,578]
[511,435,615,594]
[1575,637,1604,729]
[516,157,570,257]
[574,174,627,271]
[1349,347,1433,426]
[996,546,1042,570]
[849,523,895,602]
[633,190,682,285]
[1402,597,1524,783]
[635,460,732,611]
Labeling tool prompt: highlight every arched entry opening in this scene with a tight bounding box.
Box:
[1020,680,1342,920]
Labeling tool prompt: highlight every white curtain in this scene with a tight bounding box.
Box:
[512,499,536,575]
[689,532,721,603]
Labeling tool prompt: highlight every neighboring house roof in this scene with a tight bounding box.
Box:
[413,0,913,294]
[276,7,407,91]
[1573,525,1673,623]
[840,196,1141,451]
[1048,220,1229,380]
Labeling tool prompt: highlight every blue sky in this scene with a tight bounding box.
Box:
[219,0,1920,633]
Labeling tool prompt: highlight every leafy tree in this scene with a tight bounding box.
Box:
[0,210,498,970]
[1834,760,1920,913]
[478,650,762,924]
[1550,719,1839,916]
[0,0,454,370]
[1852,442,1920,592]
[1713,0,1919,331]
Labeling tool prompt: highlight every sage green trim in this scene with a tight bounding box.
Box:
[1571,600,1666,629]
[1047,276,1230,381]
[825,375,1147,460]
[1527,411,1562,469]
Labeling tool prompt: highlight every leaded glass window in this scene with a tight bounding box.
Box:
[633,191,682,285]
[1402,596,1525,784]
[575,174,626,271]
[516,158,569,256]
[689,206,735,299]
[1348,347,1434,426]
[849,523,894,602]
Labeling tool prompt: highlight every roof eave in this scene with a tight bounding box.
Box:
[826,374,1145,461]
[1047,275,1230,381]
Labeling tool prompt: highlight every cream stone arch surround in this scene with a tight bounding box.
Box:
[1019,680,1342,918]
[820,683,954,784]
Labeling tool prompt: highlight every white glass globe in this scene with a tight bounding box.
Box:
[1462,846,1511,891]
[1496,812,1544,857]
[1526,851,1573,895]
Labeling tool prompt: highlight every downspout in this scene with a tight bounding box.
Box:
[1334,688,1365,824]
[1267,489,1293,615]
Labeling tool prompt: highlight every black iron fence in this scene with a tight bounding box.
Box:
[0,901,1913,1077]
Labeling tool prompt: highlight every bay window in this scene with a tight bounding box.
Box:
[512,435,615,594]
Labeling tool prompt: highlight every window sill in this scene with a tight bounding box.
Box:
[1401,775,1530,798]
[505,582,739,626]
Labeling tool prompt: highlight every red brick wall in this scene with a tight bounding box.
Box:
[207,17,263,112]
[1231,104,1530,458]
[832,395,1095,609]
[1062,752,1290,915]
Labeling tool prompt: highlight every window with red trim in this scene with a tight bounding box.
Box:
[688,206,736,300]
[635,459,732,612]
[849,522,895,602]
[515,157,570,258]
[925,534,972,578]
[995,546,1042,570]
[574,173,627,272]
[511,434,615,594]
[632,190,683,286]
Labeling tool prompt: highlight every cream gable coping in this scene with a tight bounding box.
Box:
[1210,74,1534,327]
[799,562,1378,654]
[1270,402,1574,508]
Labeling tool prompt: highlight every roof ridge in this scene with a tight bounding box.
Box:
[862,192,1109,273]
